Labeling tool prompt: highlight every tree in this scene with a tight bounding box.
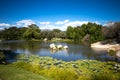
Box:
[105,22,120,43]
[80,22,104,43]
[52,29,61,38]
[74,26,84,42]
[23,24,41,40]
[40,29,54,40]
[1,27,23,40]
[66,26,75,39]
[53,29,61,33]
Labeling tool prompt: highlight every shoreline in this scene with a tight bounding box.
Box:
[91,41,120,57]
[91,42,120,49]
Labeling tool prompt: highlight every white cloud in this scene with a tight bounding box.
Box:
[16,19,35,27]
[55,19,69,25]
[39,24,67,31]
[103,22,114,27]
[0,23,10,27]
[39,25,55,30]
[40,22,51,25]
[39,20,101,31]
[94,21,100,25]
[0,19,101,31]
[64,21,89,27]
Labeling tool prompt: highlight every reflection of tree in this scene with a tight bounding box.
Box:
[22,41,42,54]
[67,44,114,61]
[0,41,42,54]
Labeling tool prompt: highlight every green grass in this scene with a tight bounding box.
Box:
[50,38,73,42]
[12,55,120,80]
[0,64,53,80]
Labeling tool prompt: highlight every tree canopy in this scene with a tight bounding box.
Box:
[0,22,120,43]
[23,24,41,40]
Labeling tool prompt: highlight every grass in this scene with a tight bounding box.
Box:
[12,55,120,80]
[50,38,73,43]
[0,64,53,80]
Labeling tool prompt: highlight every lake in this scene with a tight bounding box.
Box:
[0,40,120,62]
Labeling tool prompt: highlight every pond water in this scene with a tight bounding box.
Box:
[0,40,120,62]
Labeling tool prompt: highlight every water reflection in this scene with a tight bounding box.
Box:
[0,40,120,62]
[0,49,19,64]
[50,48,68,54]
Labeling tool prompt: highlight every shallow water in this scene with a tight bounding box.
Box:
[0,40,120,62]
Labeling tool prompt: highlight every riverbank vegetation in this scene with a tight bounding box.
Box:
[0,64,53,80]
[0,22,120,43]
[1,54,118,80]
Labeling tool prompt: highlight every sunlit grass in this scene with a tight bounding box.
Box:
[12,54,120,80]
[0,64,53,80]
[50,38,73,42]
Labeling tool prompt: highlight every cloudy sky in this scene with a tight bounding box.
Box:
[0,0,120,30]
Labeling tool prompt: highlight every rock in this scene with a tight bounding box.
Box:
[116,50,120,57]
[91,41,120,52]
[82,34,90,42]
[108,47,116,52]
[91,42,110,49]
[43,38,47,42]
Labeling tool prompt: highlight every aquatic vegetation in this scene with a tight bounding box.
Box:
[13,54,120,80]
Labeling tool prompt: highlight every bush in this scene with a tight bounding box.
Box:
[108,50,116,56]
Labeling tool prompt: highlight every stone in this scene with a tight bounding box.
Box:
[116,50,120,57]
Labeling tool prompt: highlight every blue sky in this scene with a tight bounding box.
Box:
[0,0,120,30]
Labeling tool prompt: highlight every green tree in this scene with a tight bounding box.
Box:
[59,31,67,39]
[74,26,84,42]
[66,26,75,39]
[53,29,61,33]
[23,24,41,40]
[52,29,61,38]
[1,27,23,40]
[81,22,104,43]
[40,29,54,40]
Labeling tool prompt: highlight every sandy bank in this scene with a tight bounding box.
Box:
[91,42,120,49]
[91,41,120,57]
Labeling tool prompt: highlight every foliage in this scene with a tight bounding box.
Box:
[52,29,67,39]
[12,55,120,80]
[23,24,41,40]
[74,26,84,42]
[0,27,27,40]
[66,26,75,39]
[40,29,54,40]
[66,22,104,43]
[104,22,120,43]
[108,50,116,56]
[0,22,120,43]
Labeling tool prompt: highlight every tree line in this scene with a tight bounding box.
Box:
[0,22,120,43]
